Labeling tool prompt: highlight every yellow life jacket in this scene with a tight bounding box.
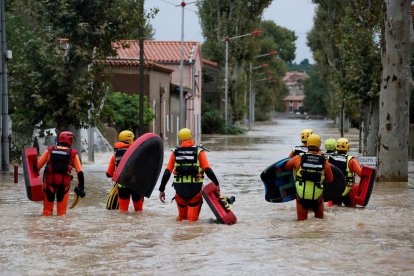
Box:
[295,153,326,200]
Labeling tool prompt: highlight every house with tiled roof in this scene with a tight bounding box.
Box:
[111,40,203,144]
[283,71,309,113]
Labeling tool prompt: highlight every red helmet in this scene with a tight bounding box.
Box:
[58,131,74,147]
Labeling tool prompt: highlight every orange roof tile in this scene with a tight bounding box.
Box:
[113,40,201,64]
[202,59,218,68]
[97,59,173,73]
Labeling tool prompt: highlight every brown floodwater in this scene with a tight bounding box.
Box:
[0,118,413,275]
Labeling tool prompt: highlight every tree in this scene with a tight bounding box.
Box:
[377,0,413,182]
[99,92,154,134]
[7,0,157,133]
[197,1,273,122]
[303,68,328,115]
[308,0,382,154]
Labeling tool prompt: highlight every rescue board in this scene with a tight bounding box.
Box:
[350,165,376,207]
[260,158,296,203]
[322,164,347,204]
[202,182,237,225]
[112,133,163,198]
[22,148,43,201]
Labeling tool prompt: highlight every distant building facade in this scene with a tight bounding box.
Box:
[283,71,309,113]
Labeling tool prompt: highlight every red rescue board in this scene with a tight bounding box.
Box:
[350,166,376,207]
[22,148,43,201]
[202,182,237,225]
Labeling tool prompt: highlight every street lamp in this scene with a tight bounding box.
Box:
[224,29,262,125]
[248,50,278,129]
[178,1,196,129]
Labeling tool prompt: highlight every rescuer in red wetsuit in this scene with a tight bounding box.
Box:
[289,128,313,158]
[284,134,333,221]
[327,137,362,207]
[158,128,220,222]
[106,130,144,213]
[36,131,84,216]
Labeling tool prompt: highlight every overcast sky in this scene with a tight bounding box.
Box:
[145,0,316,64]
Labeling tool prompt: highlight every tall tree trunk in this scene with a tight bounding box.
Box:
[377,0,413,181]
[362,97,379,156]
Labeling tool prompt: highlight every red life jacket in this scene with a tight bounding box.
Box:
[44,146,77,193]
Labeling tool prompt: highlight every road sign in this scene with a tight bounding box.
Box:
[358,156,377,168]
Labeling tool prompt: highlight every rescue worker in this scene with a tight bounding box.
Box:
[324,138,337,156]
[284,134,333,220]
[328,138,362,207]
[158,128,220,222]
[36,131,85,216]
[289,129,313,157]
[106,130,144,213]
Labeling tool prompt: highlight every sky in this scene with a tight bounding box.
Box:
[145,0,316,64]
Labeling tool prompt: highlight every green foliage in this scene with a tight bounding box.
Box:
[287,59,313,73]
[308,0,382,121]
[198,1,280,123]
[7,0,157,134]
[223,124,247,135]
[100,92,154,134]
[201,110,225,134]
[303,68,328,116]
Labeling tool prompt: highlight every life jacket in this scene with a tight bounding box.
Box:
[114,142,130,189]
[114,142,130,169]
[292,145,308,157]
[44,146,77,193]
[328,154,355,186]
[173,146,204,199]
[295,153,326,200]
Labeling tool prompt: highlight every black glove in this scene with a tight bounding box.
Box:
[76,171,85,198]
[106,172,112,178]
[205,167,219,186]
[74,186,86,198]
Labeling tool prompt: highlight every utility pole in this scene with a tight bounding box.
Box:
[179,1,186,129]
[0,0,9,171]
[138,0,145,136]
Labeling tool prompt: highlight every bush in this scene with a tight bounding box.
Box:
[223,124,247,135]
[201,110,225,134]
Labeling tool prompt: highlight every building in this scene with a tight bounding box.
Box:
[282,71,309,113]
[112,40,203,144]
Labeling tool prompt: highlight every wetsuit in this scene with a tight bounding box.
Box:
[289,144,308,158]
[159,140,219,222]
[37,145,83,216]
[284,149,333,220]
[106,141,144,212]
[328,152,362,206]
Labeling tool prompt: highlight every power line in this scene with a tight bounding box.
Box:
[153,0,198,14]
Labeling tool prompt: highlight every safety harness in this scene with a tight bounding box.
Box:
[296,153,326,200]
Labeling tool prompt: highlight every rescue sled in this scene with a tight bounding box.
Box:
[22,147,43,201]
[323,164,347,204]
[260,158,296,203]
[202,182,237,225]
[350,165,376,207]
[112,133,163,198]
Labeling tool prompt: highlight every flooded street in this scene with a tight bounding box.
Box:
[1,118,413,275]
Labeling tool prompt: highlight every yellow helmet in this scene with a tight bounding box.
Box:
[118,130,134,144]
[301,129,313,143]
[178,128,193,141]
[307,134,321,149]
[336,138,349,152]
[324,138,337,151]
